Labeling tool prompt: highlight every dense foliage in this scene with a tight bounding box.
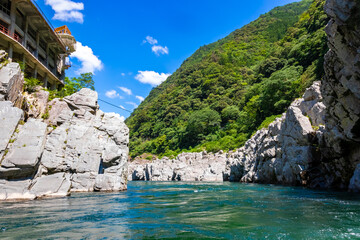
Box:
[47,73,95,100]
[126,0,328,158]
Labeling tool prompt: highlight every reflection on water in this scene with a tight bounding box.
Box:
[1,181,360,239]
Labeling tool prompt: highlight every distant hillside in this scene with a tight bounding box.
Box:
[126,0,328,158]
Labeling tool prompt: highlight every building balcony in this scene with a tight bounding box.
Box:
[0,23,22,44]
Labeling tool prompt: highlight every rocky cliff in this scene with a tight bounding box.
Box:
[0,63,129,201]
[129,0,360,192]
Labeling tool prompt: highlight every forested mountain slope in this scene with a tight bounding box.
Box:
[126,0,328,158]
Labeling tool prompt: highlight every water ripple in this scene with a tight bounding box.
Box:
[0,182,360,239]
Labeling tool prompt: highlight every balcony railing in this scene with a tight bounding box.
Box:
[0,24,23,44]
[0,22,63,83]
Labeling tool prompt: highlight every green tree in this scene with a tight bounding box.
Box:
[183,108,221,147]
[48,72,95,100]
[221,105,241,124]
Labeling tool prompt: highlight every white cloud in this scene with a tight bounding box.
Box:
[143,36,158,45]
[118,86,132,95]
[143,36,169,56]
[136,96,145,102]
[45,0,84,23]
[135,71,171,86]
[119,105,126,110]
[151,45,169,56]
[70,42,103,74]
[126,101,138,109]
[121,73,125,76]
[105,90,123,99]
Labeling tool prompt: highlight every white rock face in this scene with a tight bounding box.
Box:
[0,119,47,179]
[129,151,227,182]
[0,101,23,160]
[0,87,129,201]
[0,59,23,107]
[225,82,325,185]
[39,88,129,192]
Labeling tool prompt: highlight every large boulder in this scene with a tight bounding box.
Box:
[0,119,47,179]
[30,173,71,198]
[39,89,129,192]
[0,180,35,201]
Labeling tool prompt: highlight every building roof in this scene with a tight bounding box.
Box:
[18,0,67,53]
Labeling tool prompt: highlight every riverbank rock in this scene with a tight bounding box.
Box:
[0,119,47,179]
[0,76,129,200]
[129,151,227,182]
[224,82,324,185]
[39,88,129,192]
[0,173,71,200]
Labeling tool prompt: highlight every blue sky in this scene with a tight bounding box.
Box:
[37,0,300,119]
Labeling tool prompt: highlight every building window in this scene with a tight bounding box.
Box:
[0,0,10,15]
[26,42,36,55]
[15,8,24,29]
[27,24,36,40]
[39,39,46,52]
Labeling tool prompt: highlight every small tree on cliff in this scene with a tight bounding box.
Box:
[48,72,95,100]
[63,72,95,95]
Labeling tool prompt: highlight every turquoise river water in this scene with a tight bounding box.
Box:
[1,181,360,239]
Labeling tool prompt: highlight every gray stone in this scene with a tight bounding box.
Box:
[40,89,129,193]
[2,119,47,169]
[23,89,49,119]
[30,173,71,198]
[0,101,23,159]
[71,173,97,192]
[0,62,23,107]
[63,88,98,113]
[0,180,35,201]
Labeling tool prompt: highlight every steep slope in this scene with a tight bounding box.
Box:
[129,0,360,192]
[126,0,328,158]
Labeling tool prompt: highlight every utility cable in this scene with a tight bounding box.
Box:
[98,98,133,113]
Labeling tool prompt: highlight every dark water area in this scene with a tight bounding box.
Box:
[1,181,360,239]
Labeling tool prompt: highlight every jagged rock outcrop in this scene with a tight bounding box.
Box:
[0,51,23,108]
[22,88,50,119]
[224,81,325,185]
[129,151,227,182]
[307,0,360,191]
[0,82,129,200]
[40,88,129,192]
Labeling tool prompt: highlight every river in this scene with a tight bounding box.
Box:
[1,181,360,239]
